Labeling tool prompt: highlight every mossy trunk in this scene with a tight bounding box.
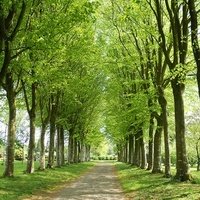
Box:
[134,132,140,167]
[128,134,134,164]
[3,72,16,177]
[56,126,61,167]
[140,132,147,169]
[60,126,65,165]
[85,145,90,161]
[124,139,128,163]
[73,137,78,163]
[152,115,162,173]
[26,82,36,174]
[68,129,74,164]
[158,87,171,177]
[171,81,190,181]
[147,115,154,170]
[47,105,56,168]
[39,124,46,170]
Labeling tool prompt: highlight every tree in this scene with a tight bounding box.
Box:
[21,70,37,173]
[3,71,18,177]
[188,0,200,97]
[148,0,191,181]
[0,0,27,83]
[0,0,29,178]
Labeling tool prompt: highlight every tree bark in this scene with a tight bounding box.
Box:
[139,130,147,169]
[3,72,16,177]
[196,141,200,171]
[39,96,50,170]
[56,126,61,167]
[79,141,85,162]
[147,114,154,170]
[47,93,59,168]
[117,144,123,162]
[171,80,190,181]
[124,139,128,163]
[47,105,56,168]
[152,114,162,173]
[39,123,46,170]
[73,137,78,163]
[158,87,171,177]
[68,128,74,164]
[60,126,65,165]
[141,143,146,168]
[128,134,134,164]
[133,132,140,167]
[85,144,90,161]
[26,82,36,174]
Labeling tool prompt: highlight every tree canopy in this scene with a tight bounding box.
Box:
[0,0,200,182]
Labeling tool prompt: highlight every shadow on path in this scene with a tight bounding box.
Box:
[25,161,125,200]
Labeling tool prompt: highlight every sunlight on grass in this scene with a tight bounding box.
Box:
[116,162,200,200]
[0,161,95,200]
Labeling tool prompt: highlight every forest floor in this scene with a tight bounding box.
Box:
[23,161,126,200]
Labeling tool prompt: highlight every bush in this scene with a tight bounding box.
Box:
[15,148,23,161]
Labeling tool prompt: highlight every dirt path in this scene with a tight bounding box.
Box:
[25,161,125,200]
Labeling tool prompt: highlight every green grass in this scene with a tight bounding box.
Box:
[0,161,95,200]
[116,163,200,200]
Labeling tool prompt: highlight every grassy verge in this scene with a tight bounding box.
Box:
[0,161,95,200]
[116,162,200,200]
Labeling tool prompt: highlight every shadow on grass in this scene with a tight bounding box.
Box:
[116,162,200,200]
[0,161,96,200]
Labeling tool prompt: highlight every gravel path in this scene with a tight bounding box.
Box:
[25,161,125,200]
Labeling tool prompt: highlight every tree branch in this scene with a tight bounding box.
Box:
[9,1,26,41]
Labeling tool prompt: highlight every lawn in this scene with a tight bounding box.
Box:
[116,163,200,200]
[0,161,95,200]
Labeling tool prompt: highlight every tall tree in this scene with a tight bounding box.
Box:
[22,68,37,174]
[188,0,200,97]
[0,1,26,83]
[148,0,190,181]
[3,71,20,177]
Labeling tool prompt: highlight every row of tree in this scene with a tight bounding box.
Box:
[0,0,105,177]
[1,0,200,183]
[103,0,200,181]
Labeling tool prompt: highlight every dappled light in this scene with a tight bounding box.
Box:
[0,0,200,199]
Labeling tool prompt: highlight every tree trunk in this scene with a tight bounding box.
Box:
[73,137,78,163]
[133,132,140,167]
[56,126,61,167]
[171,81,189,181]
[196,141,200,171]
[47,107,56,168]
[158,87,171,177]
[3,72,16,177]
[26,112,35,173]
[152,115,162,173]
[77,141,81,163]
[39,123,46,170]
[68,129,74,163]
[147,114,154,170]
[117,144,123,162]
[26,83,36,174]
[124,139,128,163]
[128,134,134,164]
[79,140,84,162]
[60,126,65,165]
[139,130,146,169]
[85,144,90,161]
